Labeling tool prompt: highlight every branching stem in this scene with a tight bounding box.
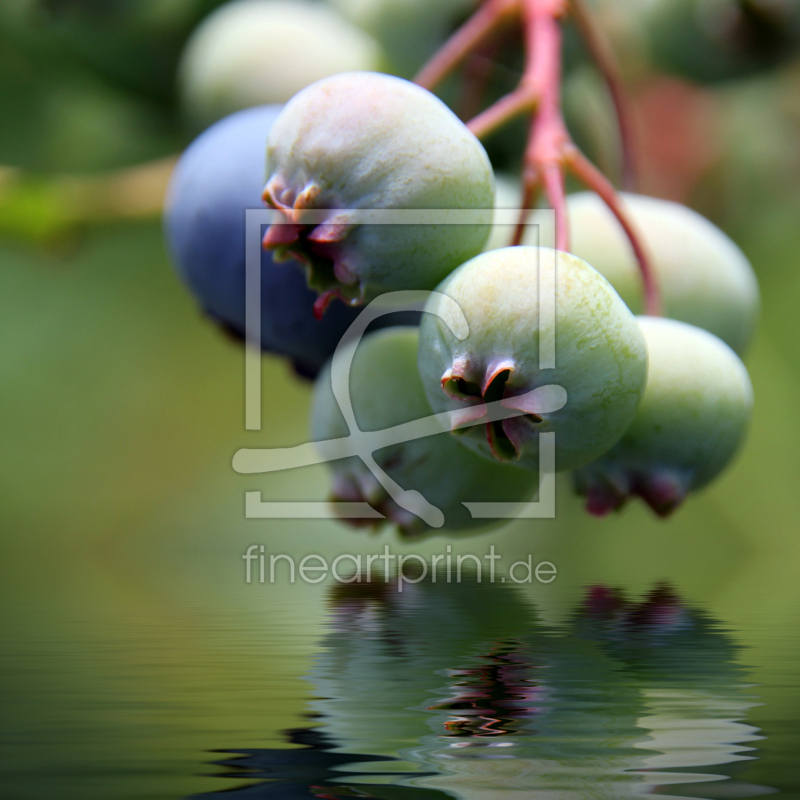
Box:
[570,0,639,190]
[520,0,570,251]
[414,0,520,91]
[414,0,661,315]
[565,146,661,316]
[468,87,537,140]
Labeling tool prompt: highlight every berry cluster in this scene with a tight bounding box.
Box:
[165,0,759,536]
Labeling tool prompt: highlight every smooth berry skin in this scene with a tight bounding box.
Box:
[263,72,495,312]
[164,105,368,379]
[418,247,649,473]
[311,327,537,538]
[177,0,385,128]
[557,193,760,355]
[574,317,754,518]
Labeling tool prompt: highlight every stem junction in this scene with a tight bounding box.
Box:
[414,0,660,316]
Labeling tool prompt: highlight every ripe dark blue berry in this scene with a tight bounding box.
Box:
[164,105,372,378]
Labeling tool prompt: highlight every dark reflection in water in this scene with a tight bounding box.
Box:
[198,577,774,799]
[203,727,442,799]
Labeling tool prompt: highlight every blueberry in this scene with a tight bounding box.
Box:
[311,327,537,538]
[164,105,369,379]
[558,192,760,355]
[418,246,649,473]
[177,0,385,129]
[574,317,754,517]
[263,72,495,314]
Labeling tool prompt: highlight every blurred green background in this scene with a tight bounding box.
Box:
[2,0,800,798]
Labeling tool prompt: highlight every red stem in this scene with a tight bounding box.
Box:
[414,0,520,91]
[565,146,661,316]
[519,0,570,249]
[467,87,536,139]
[570,0,639,191]
[543,162,569,251]
[425,0,660,315]
[511,174,540,246]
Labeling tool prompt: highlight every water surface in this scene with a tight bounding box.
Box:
[2,529,800,799]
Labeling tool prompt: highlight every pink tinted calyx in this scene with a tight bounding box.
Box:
[329,465,424,538]
[634,470,687,517]
[312,284,365,320]
[442,360,543,462]
[585,482,626,516]
[262,221,301,248]
[581,468,688,518]
[261,179,360,316]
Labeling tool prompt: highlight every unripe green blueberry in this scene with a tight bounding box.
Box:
[574,317,753,517]
[264,71,494,312]
[311,327,537,538]
[548,192,760,354]
[329,0,474,78]
[417,247,649,472]
[178,0,385,127]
